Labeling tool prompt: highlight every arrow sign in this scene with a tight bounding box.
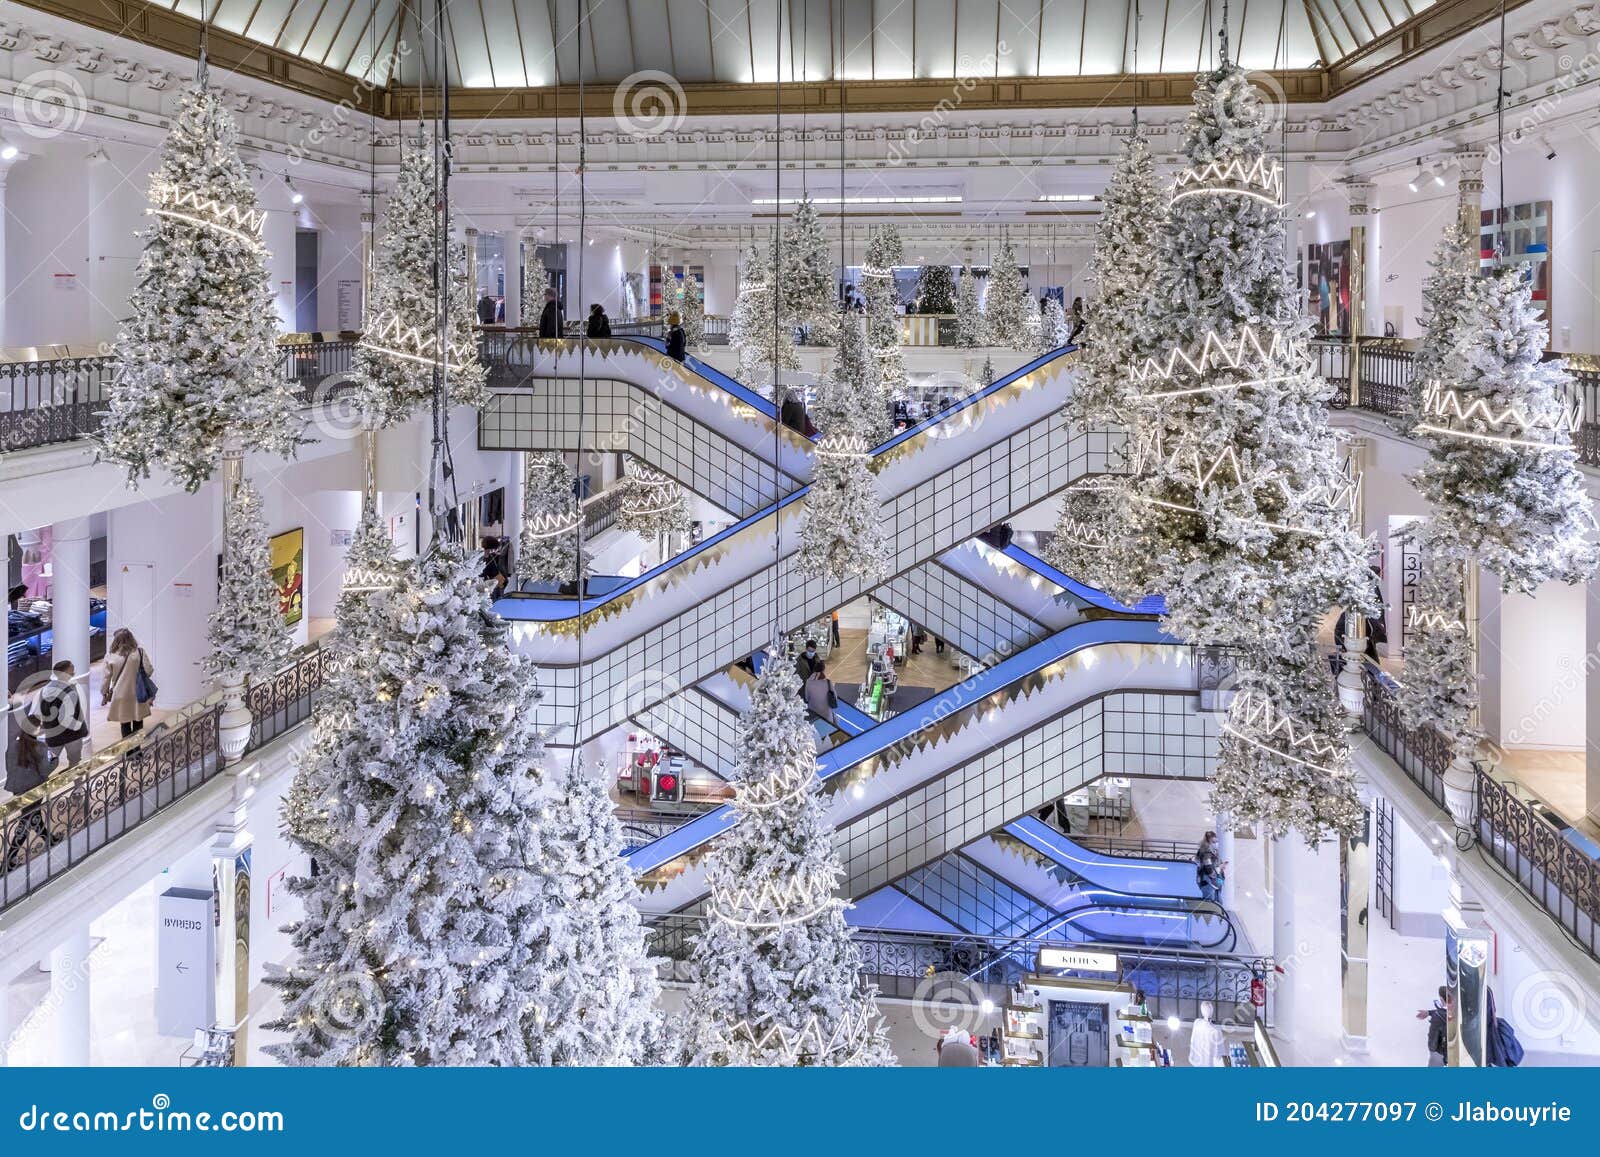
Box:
[175,962,189,974]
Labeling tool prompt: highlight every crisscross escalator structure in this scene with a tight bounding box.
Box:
[484,339,1113,747]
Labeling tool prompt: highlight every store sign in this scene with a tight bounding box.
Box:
[156,887,215,1038]
[1037,946,1119,973]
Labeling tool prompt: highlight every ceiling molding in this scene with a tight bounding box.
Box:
[1327,0,1542,92]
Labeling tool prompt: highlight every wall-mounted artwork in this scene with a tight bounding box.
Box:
[1304,239,1351,336]
[1480,200,1551,324]
[271,527,305,627]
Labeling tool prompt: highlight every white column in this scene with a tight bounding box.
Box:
[0,958,12,1067]
[504,232,522,328]
[48,926,91,1066]
[1589,567,1600,824]
[1216,820,1237,910]
[1340,786,1374,1054]
[50,518,93,675]
[212,760,256,1064]
[1271,836,1297,1041]
[0,161,11,344]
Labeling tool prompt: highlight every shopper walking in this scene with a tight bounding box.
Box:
[665,312,687,362]
[36,659,88,767]
[4,717,55,867]
[102,628,156,738]
[803,660,837,725]
[796,638,821,683]
[586,303,612,338]
[1418,986,1450,1066]
[537,288,563,338]
[477,293,498,327]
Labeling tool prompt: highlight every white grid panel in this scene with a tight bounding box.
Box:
[634,690,742,779]
[878,560,1046,664]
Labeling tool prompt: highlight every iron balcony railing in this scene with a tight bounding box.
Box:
[0,642,331,912]
[645,914,1273,1025]
[1360,663,1600,965]
[0,337,359,455]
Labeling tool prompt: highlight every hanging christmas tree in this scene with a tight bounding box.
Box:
[524,759,665,1064]
[914,264,957,314]
[729,240,798,390]
[797,430,891,583]
[1406,216,1476,420]
[862,225,908,401]
[521,244,550,326]
[1212,637,1365,844]
[1065,124,1167,432]
[204,477,293,683]
[1394,531,1479,760]
[673,274,707,352]
[783,195,838,344]
[1044,477,1121,592]
[351,132,487,429]
[813,315,890,445]
[100,84,305,492]
[617,455,691,541]
[680,650,896,1067]
[268,542,555,1066]
[1409,267,1598,593]
[955,263,988,348]
[516,452,590,585]
[983,238,1031,350]
[280,507,398,859]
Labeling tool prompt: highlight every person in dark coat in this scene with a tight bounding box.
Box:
[795,639,821,683]
[779,388,808,434]
[1418,986,1449,1066]
[664,311,687,362]
[5,716,55,868]
[477,294,498,326]
[537,289,563,338]
[586,303,612,338]
[37,660,88,768]
[1067,296,1086,344]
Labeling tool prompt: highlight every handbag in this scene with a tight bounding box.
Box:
[132,650,158,705]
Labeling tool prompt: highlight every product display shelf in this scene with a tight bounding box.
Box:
[1001,990,1045,1067]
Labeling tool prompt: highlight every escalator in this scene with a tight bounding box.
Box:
[490,342,1098,746]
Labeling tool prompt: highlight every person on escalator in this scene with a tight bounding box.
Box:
[796,638,820,683]
[586,303,612,338]
[803,660,837,725]
[665,312,687,362]
[1195,831,1226,903]
[779,388,809,434]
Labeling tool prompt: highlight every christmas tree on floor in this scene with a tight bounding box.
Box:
[268,542,555,1066]
[516,452,590,585]
[1409,267,1597,593]
[915,264,957,314]
[205,477,293,684]
[352,133,487,429]
[1039,297,1070,352]
[862,225,908,401]
[100,84,305,492]
[783,195,838,345]
[680,650,896,1066]
[673,274,707,352]
[1044,477,1120,593]
[983,238,1030,350]
[955,263,988,348]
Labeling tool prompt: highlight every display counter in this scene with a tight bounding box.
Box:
[1005,968,1174,1068]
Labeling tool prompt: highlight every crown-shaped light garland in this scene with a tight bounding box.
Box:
[148,180,268,244]
[1221,689,1346,774]
[735,756,816,813]
[1128,326,1309,401]
[1172,154,1285,206]
[340,562,396,595]
[520,509,581,541]
[1405,604,1467,634]
[621,461,681,518]
[859,263,895,280]
[709,870,841,930]
[359,310,477,374]
[1415,380,1583,450]
[714,1005,874,1066]
[814,430,873,460]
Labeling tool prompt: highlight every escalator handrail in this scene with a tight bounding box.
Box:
[1003,816,1201,899]
[1016,891,1236,954]
[493,342,1080,624]
[625,616,1180,874]
[995,542,1167,617]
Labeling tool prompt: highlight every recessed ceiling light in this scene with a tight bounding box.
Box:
[0,144,18,161]
[1036,194,1097,202]
[750,194,961,205]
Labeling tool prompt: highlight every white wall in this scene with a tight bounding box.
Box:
[1493,579,1587,750]
[304,199,366,332]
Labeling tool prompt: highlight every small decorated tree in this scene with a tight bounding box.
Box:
[862,225,908,401]
[1022,293,1044,352]
[983,239,1030,350]
[1395,531,1479,760]
[516,452,590,585]
[730,240,798,391]
[914,264,957,314]
[521,244,550,326]
[1039,297,1071,352]
[352,133,487,428]
[680,650,896,1066]
[101,84,304,492]
[955,263,988,347]
[617,455,691,541]
[673,274,707,352]
[205,477,293,685]
[813,316,890,445]
[1044,477,1120,592]
[783,195,838,344]
[1406,216,1476,420]
[1410,267,1598,593]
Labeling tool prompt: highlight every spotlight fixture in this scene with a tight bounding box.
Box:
[1432,166,1447,187]
[0,144,17,161]
[1306,208,1317,219]
[1540,134,1557,160]
[1407,160,1422,193]
[86,144,110,164]
[283,174,304,204]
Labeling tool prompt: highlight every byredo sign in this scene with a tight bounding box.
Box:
[1037,947,1119,973]
[156,887,216,1038]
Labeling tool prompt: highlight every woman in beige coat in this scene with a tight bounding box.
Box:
[102,628,155,737]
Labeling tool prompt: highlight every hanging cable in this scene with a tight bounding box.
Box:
[769,0,785,648]
[197,0,209,85]
[568,0,592,773]
[1495,0,1507,258]
[1132,0,1140,126]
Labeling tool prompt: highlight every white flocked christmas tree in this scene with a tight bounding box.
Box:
[1406,216,1476,420]
[1039,296,1071,353]
[205,477,293,683]
[862,225,908,401]
[783,195,838,344]
[813,314,890,446]
[730,240,798,390]
[516,452,590,585]
[269,542,556,1066]
[1120,61,1373,842]
[680,649,896,1066]
[1410,266,1598,593]
[352,132,487,429]
[101,84,304,492]
[521,244,549,327]
[955,263,988,348]
[983,238,1031,350]
[797,427,891,583]
[1394,530,1480,760]
[673,274,707,352]
[617,455,691,541]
